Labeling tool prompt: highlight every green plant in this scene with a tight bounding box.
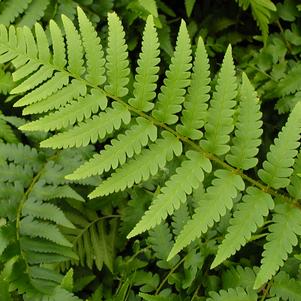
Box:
[1,3,301,300]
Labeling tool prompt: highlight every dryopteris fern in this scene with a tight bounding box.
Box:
[1,7,301,292]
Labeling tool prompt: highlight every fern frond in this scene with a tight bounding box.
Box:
[222,266,256,290]
[89,131,182,198]
[254,203,301,289]
[40,102,131,148]
[176,36,210,140]
[105,12,129,97]
[67,117,157,180]
[20,217,72,247]
[207,287,257,301]
[20,89,107,131]
[128,150,211,238]
[200,45,237,155]
[270,271,301,301]
[0,0,32,26]
[17,0,50,28]
[258,102,301,189]
[211,187,274,268]
[77,7,105,86]
[65,211,115,272]
[168,170,244,260]
[226,73,262,170]
[152,20,192,124]
[128,15,160,112]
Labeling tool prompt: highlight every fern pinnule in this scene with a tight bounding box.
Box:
[105,12,129,97]
[258,101,301,189]
[17,0,50,28]
[40,102,130,148]
[168,170,244,260]
[35,23,50,63]
[207,287,257,301]
[176,36,210,140]
[211,187,274,269]
[128,150,211,238]
[254,203,301,289]
[22,80,87,115]
[20,217,73,247]
[20,89,107,131]
[89,131,182,198]
[62,14,85,77]
[128,15,160,112]
[152,19,192,125]
[77,6,105,86]
[200,45,237,156]
[226,73,262,170]
[0,0,32,26]
[14,72,69,107]
[288,152,301,199]
[66,117,157,180]
[49,19,66,69]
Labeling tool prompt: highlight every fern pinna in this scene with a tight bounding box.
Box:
[0,6,301,296]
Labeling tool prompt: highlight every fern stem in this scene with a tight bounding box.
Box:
[155,255,186,295]
[260,280,272,301]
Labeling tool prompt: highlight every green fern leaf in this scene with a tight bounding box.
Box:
[67,117,157,180]
[254,203,301,289]
[14,72,69,107]
[207,287,257,301]
[226,73,262,170]
[40,102,130,148]
[49,19,66,69]
[89,131,182,198]
[17,0,50,28]
[77,6,105,86]
[172,203,190,236]
[128,150,211,238]
[176,36,210,140]
[22,80,87,115]
[270,271,301,301]
[211,187,274,268]
[20,217,72,247]
[148,223,179,269]
[258,102,301,189]
[0,0,32,26]
[152,20,192,124]
[34,23,50,63]
[20,237,78,260]
[23,199,75,229]
[200,45,237,155]
[20,89,107,131]
[105,12,129,97]
[276,63,301,96]
[128,15,160,112]
[168,170,244,260]
[288,152,301,199]
[62,14,84,77]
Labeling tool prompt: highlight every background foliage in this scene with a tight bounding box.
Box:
[0,0,301,300]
